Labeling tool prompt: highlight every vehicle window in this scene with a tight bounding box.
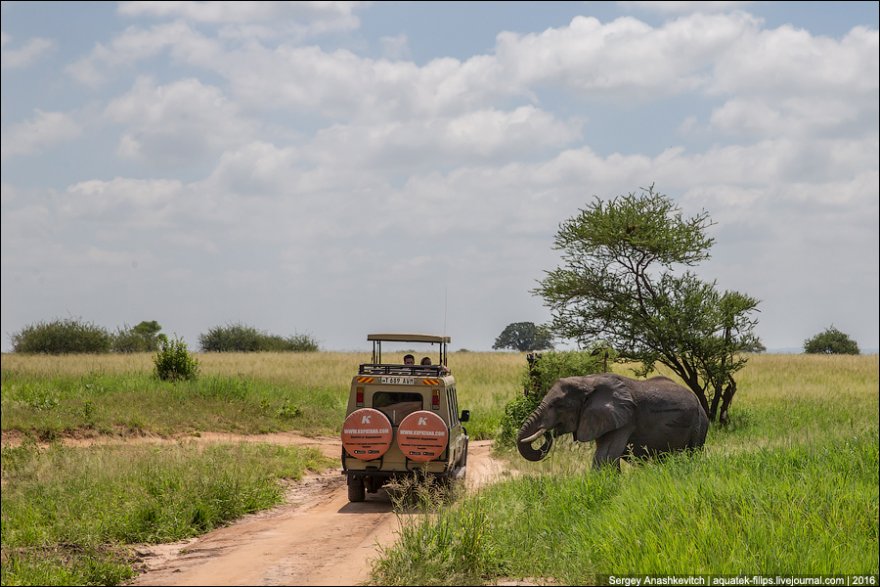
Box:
[448,387,459,426]
[373,392,423,426]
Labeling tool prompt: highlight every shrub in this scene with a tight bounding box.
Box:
[199,323,318,352]
[11,318,112,354]
[113,321,166,353]
[497,349,613,447]
[154,337,199,381]
[284,334,320,352]
[804,326,860,355]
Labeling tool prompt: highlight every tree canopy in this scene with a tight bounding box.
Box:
[804,326,860,355]
[534,185,761,423]
[113,320,166,353]
[493,322,555,352]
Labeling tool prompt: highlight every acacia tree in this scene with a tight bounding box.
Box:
[804,326,860,355]
[534,186,760,423]
[493,322,555,352]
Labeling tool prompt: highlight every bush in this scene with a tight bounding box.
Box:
[11,318,112,354]
[804,326,860,355]
[113,321,166,353]
[285,333,319,352]
[199,323,318,352]
[497,349,614,447]
[154,337,199,381]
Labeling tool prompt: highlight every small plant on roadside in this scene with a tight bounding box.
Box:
[154,337,199,381]
[275,400,302,419]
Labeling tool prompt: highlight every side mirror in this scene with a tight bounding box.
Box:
[460,410,470,423]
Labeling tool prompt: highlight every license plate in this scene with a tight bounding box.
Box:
[380,376,415,385]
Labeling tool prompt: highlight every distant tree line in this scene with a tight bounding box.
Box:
[199,323,319,352]
[8,318,319,354]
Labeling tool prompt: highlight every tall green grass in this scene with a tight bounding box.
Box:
[2,353,876,585]
[1,351,525,440]
[372,354,879,584]
[1,441,332,585]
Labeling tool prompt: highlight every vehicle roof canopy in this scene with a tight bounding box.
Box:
[367,333,450,344]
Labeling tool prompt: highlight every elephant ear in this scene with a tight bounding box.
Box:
[576,376,636,442]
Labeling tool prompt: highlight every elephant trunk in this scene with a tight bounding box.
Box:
[517,409,554,462]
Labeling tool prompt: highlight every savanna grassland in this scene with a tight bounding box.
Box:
[1,352,878,585]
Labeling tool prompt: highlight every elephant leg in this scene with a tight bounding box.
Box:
[626,441,651,460]
[592,424,635,470]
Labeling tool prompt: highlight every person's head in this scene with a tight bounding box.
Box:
[403,354,415,365]
[420,356,432,365]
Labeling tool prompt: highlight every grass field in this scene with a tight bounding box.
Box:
[1,352,878,585]
[372,354,880,584]
[1,351,524,440]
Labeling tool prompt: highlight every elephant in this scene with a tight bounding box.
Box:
[517,373,708,469]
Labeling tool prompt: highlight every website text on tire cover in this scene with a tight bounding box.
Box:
[341,333,470,502]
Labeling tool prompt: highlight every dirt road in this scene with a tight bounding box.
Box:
[129,438,505,586]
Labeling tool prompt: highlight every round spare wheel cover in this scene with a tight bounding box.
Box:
[341,408,393,461]
[396,410,449,462]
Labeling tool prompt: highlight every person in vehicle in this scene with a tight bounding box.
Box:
[420,356,432,365]
[403,354,415,365]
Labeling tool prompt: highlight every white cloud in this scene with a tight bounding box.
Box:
[494,13,757,98]
[104,77,256,167]
[308,106,583,172]
[63,177,184,227]
[118,0,362,33]
[2,3,877,351]
[66,21,219,85]
[711,25,879,97]
[0,110,81,159]
[213,46,510,122]
[0,33,54,69]
[710,95,872,138]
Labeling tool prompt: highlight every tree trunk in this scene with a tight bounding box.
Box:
[718,376,737,425]
[696,389,710,420]
[709,381,722,422]
[677,367,710,419]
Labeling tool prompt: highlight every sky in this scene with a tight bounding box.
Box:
[2,1,878,354]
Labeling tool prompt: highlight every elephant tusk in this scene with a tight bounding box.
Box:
[519,428,547,444]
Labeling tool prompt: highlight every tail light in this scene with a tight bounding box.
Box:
[432,389,440,410]
[356,387,364,407]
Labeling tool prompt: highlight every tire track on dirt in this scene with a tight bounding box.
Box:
[128,439,503,586]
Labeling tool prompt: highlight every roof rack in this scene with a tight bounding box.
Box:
[358,364,446,376]
[367,333,450,344]
[365,333,450,366]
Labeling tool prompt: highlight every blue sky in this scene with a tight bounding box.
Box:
[2,1,878,353]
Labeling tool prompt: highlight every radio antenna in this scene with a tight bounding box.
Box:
[443,287,448,340]
[443,286,448,364]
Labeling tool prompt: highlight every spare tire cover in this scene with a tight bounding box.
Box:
[396,410,449,462]
[341,408,393,461]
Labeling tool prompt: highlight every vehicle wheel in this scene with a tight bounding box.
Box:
[348,478,365,502]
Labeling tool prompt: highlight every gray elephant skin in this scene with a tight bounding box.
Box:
[517,373,709,469]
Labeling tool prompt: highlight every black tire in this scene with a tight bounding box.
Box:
[348,477,365,502]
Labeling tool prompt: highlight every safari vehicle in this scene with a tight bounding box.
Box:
[341,333,470,502]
